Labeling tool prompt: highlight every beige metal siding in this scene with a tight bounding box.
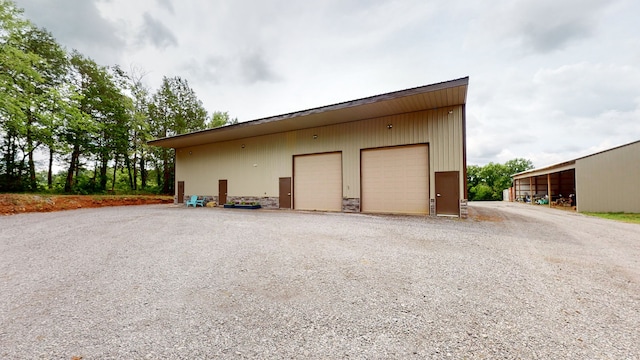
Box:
[576,141,640,213]
[427,110,465,200]
[176,136,293,198]
[361,145,429,214]
[294,153,342,211]
[176,107,464,203]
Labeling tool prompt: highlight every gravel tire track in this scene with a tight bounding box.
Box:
[1,203,638,359]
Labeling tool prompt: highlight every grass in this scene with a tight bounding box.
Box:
[584,212,640,224]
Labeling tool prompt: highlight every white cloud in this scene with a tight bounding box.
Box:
[532,62,640,116]
[156,0,174,14]
[15,0,125,64]
[12,0,640,169]
[138,12,178,49]
[467,0,612,55]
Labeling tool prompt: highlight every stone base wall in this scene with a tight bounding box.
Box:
[185,194,217,206]
[226,196,279,209]
[182,194,466,216]
[460,199,468,219]
[342,198,360,212]
[429,198,467,218]
[183,195,279,208]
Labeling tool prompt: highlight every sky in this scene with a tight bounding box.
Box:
[13,0,640,168]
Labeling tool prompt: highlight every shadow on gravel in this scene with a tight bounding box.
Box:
[467,205,504,222]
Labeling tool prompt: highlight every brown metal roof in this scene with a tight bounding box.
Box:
[148,77,469,149]
[512,139,640,179]
[512,160,576,179]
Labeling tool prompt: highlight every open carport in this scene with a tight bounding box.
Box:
[512,161,576,207]
[511,140,640,213]
[512,162,576,206]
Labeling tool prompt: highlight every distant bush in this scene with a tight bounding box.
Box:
[467,158,533,201]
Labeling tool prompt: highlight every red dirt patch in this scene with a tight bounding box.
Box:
[0,194,173,216]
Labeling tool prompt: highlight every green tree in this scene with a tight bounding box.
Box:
[121,66,151,190]
[148,76,207,194]
[466,164,482,200]
[472,183,494,201]
[19,27,68,190]
[1,0,36,191]
[504,158,534,176]
[65,52,130,191]
[107,65,135,192]
[2,0,233,194]
[208,111,238,128]
[467,158,534,201]
[58,82,97,193]
[480,162,509,199]
[0,0,67,191]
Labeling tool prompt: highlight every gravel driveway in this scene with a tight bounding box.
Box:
[1,202,638,359]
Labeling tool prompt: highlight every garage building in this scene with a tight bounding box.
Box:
[511,140,640,213]
[149,77,469,217]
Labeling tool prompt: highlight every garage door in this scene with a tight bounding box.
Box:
[294,152,342,211]
[361,144,429,214]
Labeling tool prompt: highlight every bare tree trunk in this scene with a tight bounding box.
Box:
[2,134,19,191]
[47,147,53,189]
[65,145,80,193]
[26,122,37,191]
[27,152,36,190]
[155,158,161,190]
[132,141,138,190]
[75,156,80,182]
[140,155,147,189]
[111,156,118,192]
[100,155,109,191]
[125,155,134,191]
[89,161,95,190]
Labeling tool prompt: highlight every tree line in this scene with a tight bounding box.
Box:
[467,158,534,201]
[2,0,534,198]
[0,0,236,194]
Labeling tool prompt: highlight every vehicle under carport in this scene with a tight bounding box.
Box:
[509,140,640,213]
[511,161,576,208]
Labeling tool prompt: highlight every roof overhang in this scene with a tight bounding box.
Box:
[512,160,576,180]
[512,139,640,180]
[149,77,469,149]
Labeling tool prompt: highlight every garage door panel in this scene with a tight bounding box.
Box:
[361,145,429,214]
[294,153,342,211]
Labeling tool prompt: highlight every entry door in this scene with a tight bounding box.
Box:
[435,171,459,216]
[279,177,292,209]
[219,179,227,205]
[177,181,185,203]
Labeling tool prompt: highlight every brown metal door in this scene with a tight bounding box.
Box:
[279,177,292,209]
[219,179,227,205]
[435,171,460,216]
[177,181,185,203]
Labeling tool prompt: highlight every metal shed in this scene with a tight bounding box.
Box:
[149,77,470,217]
[512,140,640,213]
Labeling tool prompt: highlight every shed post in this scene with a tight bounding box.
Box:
[547,173,552,208]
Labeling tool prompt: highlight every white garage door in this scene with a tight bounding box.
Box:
[361,144,429,214]
[294,152,342,211]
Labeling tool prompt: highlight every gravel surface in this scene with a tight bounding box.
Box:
[1,202,639,359]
